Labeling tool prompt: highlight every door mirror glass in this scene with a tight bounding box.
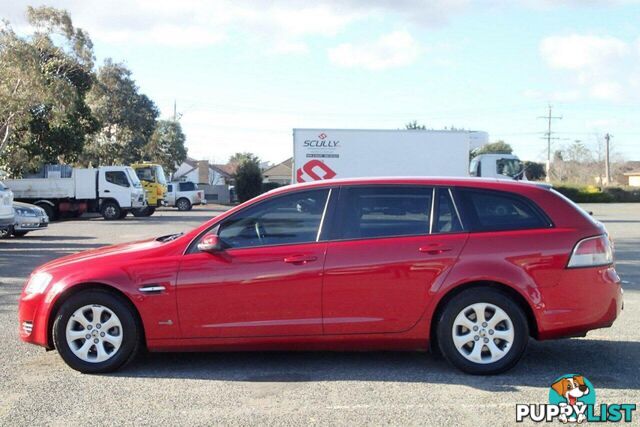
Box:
[197,233,222,252]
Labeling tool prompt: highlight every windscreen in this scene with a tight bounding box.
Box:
[497,158,524,178]
[155,165,167,185]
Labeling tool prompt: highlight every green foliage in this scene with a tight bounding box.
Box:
[82,59,159,166]
[471,140,513,158]
[143,120,187,174]
[229,152,260,165]
[0,6,98,176]
[553,185,640,203]
[405,120,426,130]
[234,155,263,203]
[261,182,281,193]
[523,161,546,181]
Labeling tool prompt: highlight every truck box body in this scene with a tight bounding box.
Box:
[293,129,489,183]
[8,168,97,200]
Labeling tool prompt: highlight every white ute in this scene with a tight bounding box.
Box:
[166,181,206,211]
[5,166,146,220]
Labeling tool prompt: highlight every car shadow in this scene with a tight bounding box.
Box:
[112,338,640,391]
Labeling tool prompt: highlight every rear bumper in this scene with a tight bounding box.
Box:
[536,265,623,340]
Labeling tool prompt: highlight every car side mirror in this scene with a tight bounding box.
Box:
[197,233,222,253]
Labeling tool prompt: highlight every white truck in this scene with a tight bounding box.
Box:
[292,129,524,183]
[5,166,146,220]
[165,181,206,211]
[0,182,15,232]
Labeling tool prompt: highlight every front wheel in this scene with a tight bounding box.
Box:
[131,207,155,217]
[436,288,529,375]
[101,201,121,220]
[52,290,140,373]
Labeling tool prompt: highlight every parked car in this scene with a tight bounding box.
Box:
[0,181,15,235]
[166,181,206,211]
[0,202,49,238]
[18,177,623,374]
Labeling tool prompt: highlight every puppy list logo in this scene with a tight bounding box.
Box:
[516,374,636,423]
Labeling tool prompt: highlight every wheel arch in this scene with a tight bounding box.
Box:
[46,282,145,350]
[100,198,121,208]
[429,280,539,352]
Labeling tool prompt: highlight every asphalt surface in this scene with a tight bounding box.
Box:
[0,204,638,426]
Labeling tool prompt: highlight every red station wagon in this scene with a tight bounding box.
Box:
[18,178,623,374]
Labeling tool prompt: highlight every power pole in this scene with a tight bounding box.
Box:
[538,105,562,182]
[604,133,611,186]
[173,100,177,121]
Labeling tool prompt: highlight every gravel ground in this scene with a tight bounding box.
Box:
[0,203,638,426]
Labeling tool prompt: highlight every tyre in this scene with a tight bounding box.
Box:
[37,203,56,221]
[101,201,121,220]
[131,207,155,217]
[52,290,141,374]
[176,198,191,211]
[13,231,29,237]
[0,226,12,239]
[436,288,529,375]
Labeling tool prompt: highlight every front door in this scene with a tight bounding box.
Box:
[322,186,469,334]
[176,188,332,338]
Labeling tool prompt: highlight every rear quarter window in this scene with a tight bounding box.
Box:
[457,188,551,232]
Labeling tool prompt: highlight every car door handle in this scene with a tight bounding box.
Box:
[284,255,318,264]
[104,189,110,193]
[419,245,453,255]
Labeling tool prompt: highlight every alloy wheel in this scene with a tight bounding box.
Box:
[65,304,123,363]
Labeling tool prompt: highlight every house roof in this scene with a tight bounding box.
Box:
[213,163,237,176]
[175,157,233,179]
[263,158,293,177]
[623,171,640,176]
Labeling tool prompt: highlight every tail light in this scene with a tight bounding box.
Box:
[567,234,613,268]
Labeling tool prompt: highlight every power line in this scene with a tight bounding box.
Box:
[537,105,562,182]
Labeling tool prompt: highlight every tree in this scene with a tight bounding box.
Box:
[0,6,98,176]
[471,140,513,158]
[143,120,187,174]
[228,152,260,166]
[234,155,263,202]
[523,161,546,181]
[82,59,158,166]
[405,120,426,130]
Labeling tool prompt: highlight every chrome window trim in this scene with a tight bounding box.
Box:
[316,188,333,242]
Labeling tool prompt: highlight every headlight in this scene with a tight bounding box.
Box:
[25,272,53,294]
[15,208,37,217]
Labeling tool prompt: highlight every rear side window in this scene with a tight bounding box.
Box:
[457,188,549,231]
[179,182,196,191]
[333,186,432,240]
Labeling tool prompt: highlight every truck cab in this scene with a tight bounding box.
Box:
[469,154,525,180]
[130,163,168,217]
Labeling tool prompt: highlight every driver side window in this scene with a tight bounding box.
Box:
[218,189,330,249]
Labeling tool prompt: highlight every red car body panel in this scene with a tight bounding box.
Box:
[18,177,623,353]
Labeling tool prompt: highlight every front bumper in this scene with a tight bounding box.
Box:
[18,290,51,348]
[536,265,623,339]
[15,215,49,232]
[0,215,15,230]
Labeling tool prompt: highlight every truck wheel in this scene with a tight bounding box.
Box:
[101,201,121,220]
[37,203,56,221]
[52,290,141,373]
[132,207,155,217]
[436,288,528,375]
[176,198,192,211]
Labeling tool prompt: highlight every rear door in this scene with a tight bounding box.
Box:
[322,186,469,334]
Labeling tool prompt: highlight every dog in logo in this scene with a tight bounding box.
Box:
[551,375,590,423]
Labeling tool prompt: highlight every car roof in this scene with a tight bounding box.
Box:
[268,177,551,195]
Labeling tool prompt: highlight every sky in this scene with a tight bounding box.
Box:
[4,0,640,164]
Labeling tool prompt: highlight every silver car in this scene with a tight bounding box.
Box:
[2,202,49,238]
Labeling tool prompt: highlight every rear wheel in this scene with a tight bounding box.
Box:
[176,198,191,211]
[0,226,12,239]
[52,290,140,373]
[436,288,529,375]
[101,201,121,220]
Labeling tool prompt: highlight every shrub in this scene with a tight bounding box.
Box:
[553,185,640,203]
[234,160,263,203]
